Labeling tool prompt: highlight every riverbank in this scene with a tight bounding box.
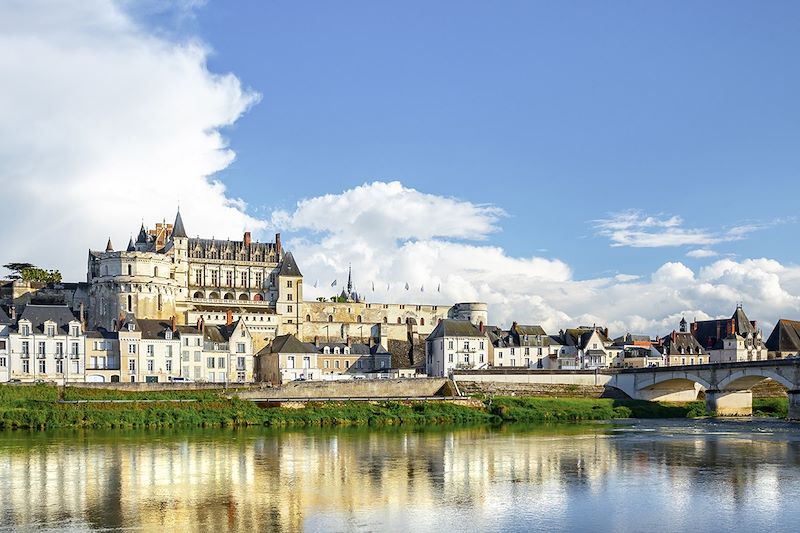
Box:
[0,385,789,430]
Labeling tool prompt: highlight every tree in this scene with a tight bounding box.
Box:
[3,263,62,284]
[2,262,34,280]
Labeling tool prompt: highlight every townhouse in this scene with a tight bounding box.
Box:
[425,319,488,377]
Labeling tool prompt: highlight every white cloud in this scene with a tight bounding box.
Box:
[0,0,262,279]
[686,249,718,258]
[278,183,800,336]
[593,210,785,248]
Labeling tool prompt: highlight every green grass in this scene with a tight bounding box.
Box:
[63,387,225,401]
[0,385,790,431]
[486,396,711,422]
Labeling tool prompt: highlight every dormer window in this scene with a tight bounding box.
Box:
[47,325,55,337]
[165,330,173,340]
[344,347,350,355]
[70,326,79,337]
[324,347,330,354]
[333,347,340,354]
[127,323,135,332]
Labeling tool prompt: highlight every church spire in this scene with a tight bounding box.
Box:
[347,264,353,294]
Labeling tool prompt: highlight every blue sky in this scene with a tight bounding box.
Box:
[3,0,800,334]
[148,0,800,279]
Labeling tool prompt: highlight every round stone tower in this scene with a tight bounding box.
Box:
[448,302,489,329]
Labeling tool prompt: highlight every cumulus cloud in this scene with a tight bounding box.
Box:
[594,210,785,248]
[0,0,262,279]
[277,183,800,336]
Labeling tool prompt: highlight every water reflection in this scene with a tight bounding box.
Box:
[0,420,799,532]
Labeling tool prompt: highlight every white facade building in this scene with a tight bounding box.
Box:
[425,319,488,377]
[7,305,85,383]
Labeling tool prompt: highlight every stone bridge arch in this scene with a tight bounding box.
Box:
[716,369,793,391]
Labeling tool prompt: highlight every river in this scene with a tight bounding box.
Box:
[0,419,798,532]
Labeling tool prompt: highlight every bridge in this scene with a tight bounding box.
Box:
[609,359,800,416]
[452,359,800,417]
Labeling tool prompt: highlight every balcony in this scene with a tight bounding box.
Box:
[457,347,477,353]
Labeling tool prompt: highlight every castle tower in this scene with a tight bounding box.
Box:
[276,251,303,334]
[170,209,189,291]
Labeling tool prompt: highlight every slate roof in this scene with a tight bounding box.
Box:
[268,334,318,354]
[661,331,705,356]
[0,307,10,325]
[370,344,391,356]
[176,325,202,336]
[278,252,302,277]
[86,328,118,340]
[426,319,484,340]
[136,318,176,340]
[203,322,240,343]
[511,324,547,336]
[692,306,758,350]
[15,305,79,334]
[136,224,149,244]
[126,237,135,252]
[172,210,187,238]
[105,238,113,252]
[765,319,800,353]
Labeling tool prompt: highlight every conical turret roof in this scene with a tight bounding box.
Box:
[172,209,187,238]
[136,223,148,244]
[126,237,135,252]
[105,238,113,252]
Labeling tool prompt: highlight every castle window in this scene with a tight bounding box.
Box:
[334,347,340,354]
[324,347,330,354]
[287,305,293,313]
[383,317,387,324]
[306,315,311,322]
[127,265,132,276]
[193,291,203,299]
[397,318,401,324]
[157,294,162,311]
[287,280,293,288]
[357,315,362,323]
[154,267,158,277]
[127,295,132,312]
[420,318,425,326]
[328,316,333,323]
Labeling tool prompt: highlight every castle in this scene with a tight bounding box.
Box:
[87,211,487,357]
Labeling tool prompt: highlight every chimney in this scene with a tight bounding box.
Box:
[730,318,735,335]
[275,233,282,257]
[314,336,319,347]
[244,231,251,247]
[691,321,697,334]
[9,305,15,321]
[480,322,485,333]
[197,317,204,332]
[79,302,85,327]
[716,322,721,341]
[346,335,351,347]
[226,309,233,326]
[171,315,177,332]
[603,327,609,338]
